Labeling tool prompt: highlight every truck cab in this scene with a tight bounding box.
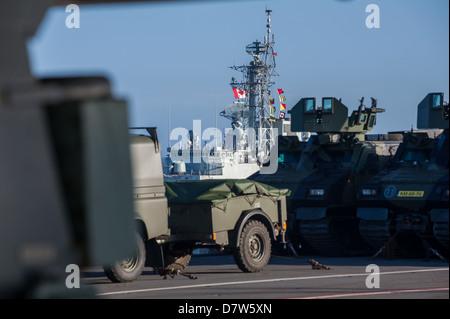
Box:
[103,128,171,283]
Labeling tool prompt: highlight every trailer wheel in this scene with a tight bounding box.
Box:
[234,220,271,273]
[103,233,146,283]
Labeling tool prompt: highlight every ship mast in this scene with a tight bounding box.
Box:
[229,9,278,163]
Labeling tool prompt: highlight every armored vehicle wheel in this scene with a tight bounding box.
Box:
[433,222,449,251]
[234,220,271,273]
[103,233,146,283]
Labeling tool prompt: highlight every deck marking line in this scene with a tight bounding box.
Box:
[290,287,449,299]
[97,267,449,296]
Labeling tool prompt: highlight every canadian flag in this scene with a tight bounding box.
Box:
[233,88,248,99]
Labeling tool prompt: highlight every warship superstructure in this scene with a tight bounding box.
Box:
[164,10,283,181]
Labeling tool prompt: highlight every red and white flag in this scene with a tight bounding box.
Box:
[233,88,248,99]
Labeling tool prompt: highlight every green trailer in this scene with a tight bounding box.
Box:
[165,179,290,273]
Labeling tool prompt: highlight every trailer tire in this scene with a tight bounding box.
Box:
[234,220,271,273]
[103,233,146,283]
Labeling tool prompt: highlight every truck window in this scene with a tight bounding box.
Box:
[368,115,375,128]
[323,98,333,113]
[432,94,442,109]
[304,98,315,113]
[399,148,432,162]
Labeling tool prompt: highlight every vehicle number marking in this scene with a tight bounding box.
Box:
[397,191,424,197]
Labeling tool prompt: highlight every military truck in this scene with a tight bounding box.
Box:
[357,93,449,257]
[253,97,400,256]
[103,129,289,282]
[102,129,172,283]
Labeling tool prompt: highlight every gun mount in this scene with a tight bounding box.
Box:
[289,97,385,142]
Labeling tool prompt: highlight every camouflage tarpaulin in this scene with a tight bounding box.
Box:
[165,179,291,209]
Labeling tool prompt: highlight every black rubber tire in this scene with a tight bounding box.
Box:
[234,220,271,273]
[103,233,146,283]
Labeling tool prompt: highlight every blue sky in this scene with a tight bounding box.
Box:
[28,0,449,149]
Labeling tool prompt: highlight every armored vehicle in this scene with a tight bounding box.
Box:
[254,97,401,256]
[249,120,310,251]
[357,93,449,257]
[104,129,290,281]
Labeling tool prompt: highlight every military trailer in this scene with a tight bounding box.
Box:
[165,179,289,273]
[274,97,401,256]
[357,93,449,257]
[103,130,289,282]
